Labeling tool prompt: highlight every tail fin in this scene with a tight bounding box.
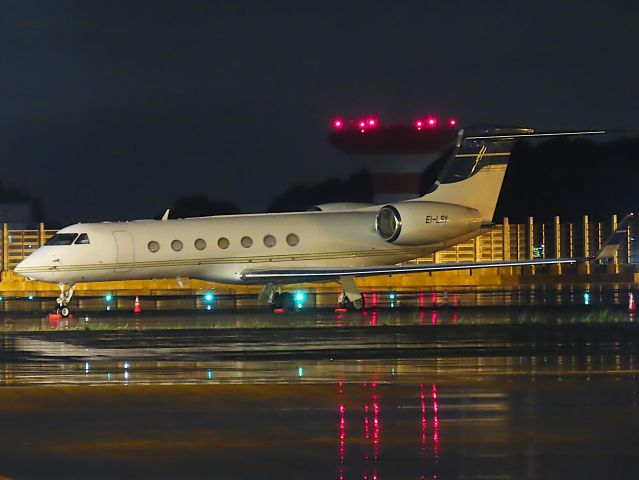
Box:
[420,127,532,221]
[420,127,605,221]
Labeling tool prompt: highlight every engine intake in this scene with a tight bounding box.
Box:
[375,202,483,246]
[375,205,402,242]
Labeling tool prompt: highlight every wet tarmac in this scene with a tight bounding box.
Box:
[1,289,639,478]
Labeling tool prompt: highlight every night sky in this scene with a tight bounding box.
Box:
[1,1,637,224]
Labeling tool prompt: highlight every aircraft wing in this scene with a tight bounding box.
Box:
[241,213,633,284]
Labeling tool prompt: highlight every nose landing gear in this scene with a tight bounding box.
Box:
[54,283,76,318]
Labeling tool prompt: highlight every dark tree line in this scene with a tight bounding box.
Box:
[0,182,45,222]
[267,169,373,212]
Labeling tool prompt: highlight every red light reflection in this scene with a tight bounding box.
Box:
[338,380,345,478]
[420,384,427,456]
[336,380,443,478]
[372,383,380,464]
[432,384,440,462]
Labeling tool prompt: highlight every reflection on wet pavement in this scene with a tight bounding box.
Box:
[0,289,638,478]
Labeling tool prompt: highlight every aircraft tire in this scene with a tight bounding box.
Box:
[271,292,294,311]
[340,296,365,311]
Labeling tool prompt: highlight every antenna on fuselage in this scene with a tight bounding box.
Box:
[161,209,170,221]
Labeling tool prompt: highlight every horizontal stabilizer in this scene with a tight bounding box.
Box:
[464,130,606,141]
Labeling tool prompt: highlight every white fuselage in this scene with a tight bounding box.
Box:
[15,202,483,286]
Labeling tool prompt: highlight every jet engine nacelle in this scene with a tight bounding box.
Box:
[375,201,483,246]
[309,202,373,212]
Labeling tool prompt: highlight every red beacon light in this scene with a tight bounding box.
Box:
[448,118,457,127]
[333,118,344,129]
[426,116,437,127]
[414,119,424,130]
[367,117,378,127]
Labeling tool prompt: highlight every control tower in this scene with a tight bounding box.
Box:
[328,115,459,204]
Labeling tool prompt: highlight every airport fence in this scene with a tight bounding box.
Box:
[0,215,635,274]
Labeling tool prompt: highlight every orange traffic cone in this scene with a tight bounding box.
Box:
[134,295,142,314]
[629,293,636,312]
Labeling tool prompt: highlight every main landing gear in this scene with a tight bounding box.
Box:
[258,285,295,312]
[258,277,366,312]
[337,277,365,311]
[54,283,76,318]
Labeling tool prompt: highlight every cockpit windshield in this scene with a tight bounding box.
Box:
[74,233,90,245]
[45,233,79,246]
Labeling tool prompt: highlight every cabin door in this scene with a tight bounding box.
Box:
[113,231,135,272]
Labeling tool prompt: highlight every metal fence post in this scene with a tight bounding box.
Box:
[583,215,590,274]
[554,216,562,275]
[628,221,633,264]
[569,223,574,258]
[1,224,7,273]
[38,223,45,247]
[502,217,510,260]
[528,217,535,275]
[612,214,620,273]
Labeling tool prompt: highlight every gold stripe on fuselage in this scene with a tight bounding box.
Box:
[16,246,429,274]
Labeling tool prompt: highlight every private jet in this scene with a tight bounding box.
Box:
[15,127,630,317]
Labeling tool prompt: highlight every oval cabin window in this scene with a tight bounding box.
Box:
[263,234,276,248]
[148,241,160,253]
[241,236,253,248]
[286,233,299,247]
[194,238,207,250]
[171,240,183,251]
[217,237,230,249]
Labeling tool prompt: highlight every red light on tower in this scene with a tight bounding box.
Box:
[358,120,366,129]
[333,118,344,129]
[367,117,377,127]
[414,119,424,130]
[427,116,437,127]
[449,118,457,127]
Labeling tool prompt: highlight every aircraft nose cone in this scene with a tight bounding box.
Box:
[14,257,32,276]
[14,252,44,279]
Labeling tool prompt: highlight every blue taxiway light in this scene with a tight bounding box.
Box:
[204,292,215,303]
[27,295,34,300]
[294,291,306,302]
[389,292,396,300]
[105,293,113,302]
[584,292,590,305]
